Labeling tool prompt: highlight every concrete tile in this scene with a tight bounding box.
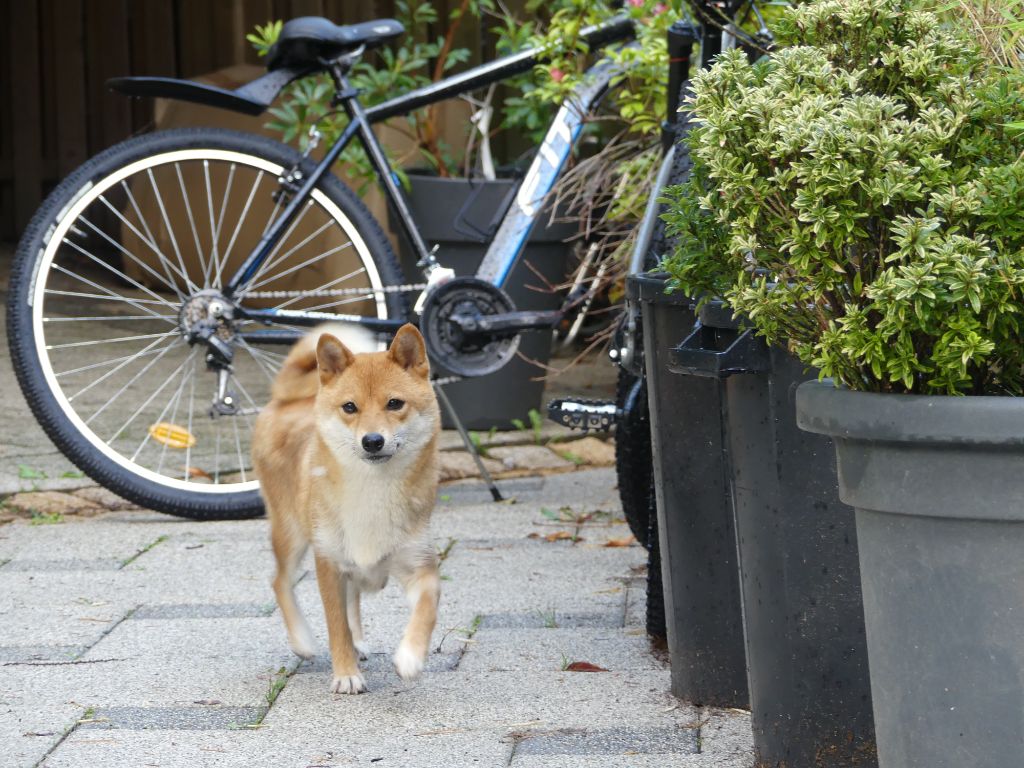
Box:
[0,703,80,768]
[512,725,697,755]
[79,705,266,731]
[267,669,691,734]
[457,628,666,674]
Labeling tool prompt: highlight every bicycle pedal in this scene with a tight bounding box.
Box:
[546,398,617,433]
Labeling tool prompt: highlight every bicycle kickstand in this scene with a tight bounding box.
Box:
[432,381,504,502]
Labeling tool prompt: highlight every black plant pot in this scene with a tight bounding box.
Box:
[630,273,748,708]
[797,382,1024,768]
[392,175,574,429]
[673,302,876,767]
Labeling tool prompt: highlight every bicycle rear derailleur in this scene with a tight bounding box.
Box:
[178,289,239,418]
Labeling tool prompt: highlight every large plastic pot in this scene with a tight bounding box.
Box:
[393,175,574,429]
[674,303,876,767]
[629,273,748,708]
[797,382,1024,768]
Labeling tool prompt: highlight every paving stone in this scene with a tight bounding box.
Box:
[551,436,617,467]
[477,612,622,630]
[0,517,174,566]
[1,491,103,519]
[458,628,665,674]
[2,558,124,572]
[437,451,504,482]
[0,645,85,663]
[70,487,136,511]
[1,703,80,768]
[512,725,697,755]
[79,705,266,731]
[48,727,513,768]
[132,602,275,620]
[488,445,574,472]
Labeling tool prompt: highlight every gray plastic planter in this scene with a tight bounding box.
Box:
[631,273,749,708]
[676,303,876,767]
[797,381,1024,768]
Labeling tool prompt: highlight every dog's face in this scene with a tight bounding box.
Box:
[314,324,439,467]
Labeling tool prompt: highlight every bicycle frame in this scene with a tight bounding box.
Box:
[229,15,636,337]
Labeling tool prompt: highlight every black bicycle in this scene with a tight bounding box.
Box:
[6,4,779,520]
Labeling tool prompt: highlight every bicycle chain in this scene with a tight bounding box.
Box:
[243,283,427,299]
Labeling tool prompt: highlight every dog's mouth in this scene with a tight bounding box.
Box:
[361,453,394,465]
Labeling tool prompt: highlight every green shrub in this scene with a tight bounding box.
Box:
[662,0,1024,395]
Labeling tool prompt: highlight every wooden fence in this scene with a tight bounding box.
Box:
[1,0,496,242]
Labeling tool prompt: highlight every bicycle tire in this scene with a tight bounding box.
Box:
[615,86,696,549]
[8,127,405,520]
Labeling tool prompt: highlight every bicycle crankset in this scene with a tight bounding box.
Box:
[419,277,522,378]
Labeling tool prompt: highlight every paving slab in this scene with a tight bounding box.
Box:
[458,628,665,674]
[0,465,753,767]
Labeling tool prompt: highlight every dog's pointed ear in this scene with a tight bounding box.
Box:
[317,332,354,384]
[388,324,429,378]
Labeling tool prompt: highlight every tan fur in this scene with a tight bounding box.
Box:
[253,324,441,694]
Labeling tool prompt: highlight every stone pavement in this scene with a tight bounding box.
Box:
[0,468,754,768]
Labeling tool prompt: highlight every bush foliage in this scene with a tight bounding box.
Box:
[662,0,1024,395]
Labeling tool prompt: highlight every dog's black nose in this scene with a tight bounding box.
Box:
[362,433,385,453]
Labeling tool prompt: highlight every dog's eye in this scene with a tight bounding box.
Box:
[341,402,358,414]
[386,398,405,411]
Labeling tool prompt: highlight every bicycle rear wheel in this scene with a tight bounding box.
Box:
[7,128,405,519]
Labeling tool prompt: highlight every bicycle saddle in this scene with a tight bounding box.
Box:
[267,17,404,71]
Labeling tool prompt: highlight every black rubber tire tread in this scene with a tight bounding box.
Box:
[7,127,406,520]
[645,484,667,640]
[615,368,652,548]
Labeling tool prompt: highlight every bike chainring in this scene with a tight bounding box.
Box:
[419,277,520,378]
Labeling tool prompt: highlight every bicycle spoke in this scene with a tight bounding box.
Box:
[105,350,192,443]
[236,338,281,383]
[212,162,236,277]
[47,331,172,351]
[44,288,170,308]
[220,169,265,286]
[231,408,247,483]
[88,338,182,427]
[203,160,222,289]
[238,200,312,294]
[184,353,197,482]
[238,219,338,294]
[65,332,179,402]
[49,264,178,322]
[104,190,192,291]
[60,237,179,311]
[299,292,377,313]
[271,266,367,311]
[132,347,196,464]
[78,215,183,299]
[147,168,199,294]
[56,334,178,380]
[175,162,211,286]
[44,314,177,323]
[246,238,354,293]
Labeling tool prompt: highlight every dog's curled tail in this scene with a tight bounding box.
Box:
[270,323,379,403]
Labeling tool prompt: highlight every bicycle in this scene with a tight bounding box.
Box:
[6,14,645,520]
[7,5,779,522]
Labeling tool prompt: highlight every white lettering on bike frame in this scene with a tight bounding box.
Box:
[475,57,620,288]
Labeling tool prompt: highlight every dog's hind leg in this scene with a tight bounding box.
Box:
[393,564,441,682]
[346,581,368,659]
[271,517,315,659]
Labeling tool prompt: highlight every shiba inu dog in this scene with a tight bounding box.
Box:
[252,323,441,694]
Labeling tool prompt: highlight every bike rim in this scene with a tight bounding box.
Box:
[30,148,388,495]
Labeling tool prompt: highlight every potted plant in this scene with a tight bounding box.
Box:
[664,0,1024,765]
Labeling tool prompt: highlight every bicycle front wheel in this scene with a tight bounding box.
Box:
[7,128,405,519]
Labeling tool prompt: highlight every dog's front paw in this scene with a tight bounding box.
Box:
[330,673,366,695]
[393,643,425,682]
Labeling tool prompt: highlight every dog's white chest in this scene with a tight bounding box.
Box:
[312,470,410,579]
